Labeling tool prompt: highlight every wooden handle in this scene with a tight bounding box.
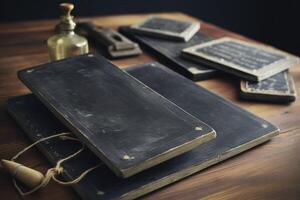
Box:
[1,159,44,189]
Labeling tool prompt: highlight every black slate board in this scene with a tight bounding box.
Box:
[240,70,297,103]
[129,17,200,42]
[8,62,279,200]
[17,54,215,178]
[119,26,216,81]
[138,17,192,34]
[183,37,299,81]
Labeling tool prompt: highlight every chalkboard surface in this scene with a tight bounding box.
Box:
[8,62,279,200]
[196,40,284,70]
[130,16,200,41]
[139,17,191,33]
[17,54,215,178]
[240,70,297,103]
[183,37,299,81]
[119,26,216,81]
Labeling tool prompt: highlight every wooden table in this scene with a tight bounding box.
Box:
[0,13,300,200]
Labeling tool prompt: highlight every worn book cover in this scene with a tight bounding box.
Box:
[8,62,279,200]
[17,54,215,178]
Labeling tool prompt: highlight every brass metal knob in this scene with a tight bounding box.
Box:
[60,3,74,18]
[56,3,76,31]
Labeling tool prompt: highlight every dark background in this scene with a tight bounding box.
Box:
[0,0,299,55]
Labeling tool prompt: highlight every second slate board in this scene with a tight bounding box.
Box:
[183,37,299,81]
[129,16,200,42]
[240,70,297,103]
[17,54,215,178]
[119,26,216,81]
[8,62,279,200]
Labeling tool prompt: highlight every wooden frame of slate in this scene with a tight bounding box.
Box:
[130,16,200,42]
[182,37,299,81]
[17,54,215,178]
[8,62,279,200]
[119,26,216,81]
[240,70,297,103]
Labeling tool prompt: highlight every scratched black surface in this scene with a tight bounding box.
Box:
[139,17,191,33]
[246,71,289,92]
[196,40,285,70]
[240,71,296,103]
[7,62,278,200]
[17,54,214,178]
[119,26,216,81]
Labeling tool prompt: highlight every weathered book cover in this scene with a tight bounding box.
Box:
[119,26,216,81]
[8,62,279,200]
[17,54,215,178]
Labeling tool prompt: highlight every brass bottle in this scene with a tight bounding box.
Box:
[47,3,89,61]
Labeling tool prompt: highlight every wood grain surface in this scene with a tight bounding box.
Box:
[0,12,300,200]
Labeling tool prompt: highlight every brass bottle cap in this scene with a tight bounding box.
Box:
[57,3,76,31]
[60,3,74,17]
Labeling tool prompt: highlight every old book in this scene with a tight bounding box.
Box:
[119,26,216,81]
[17,54,215,178]
[129,16,200,42]
[240,70,297,103]
[183,37,299,81]
[8,62,279,200]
